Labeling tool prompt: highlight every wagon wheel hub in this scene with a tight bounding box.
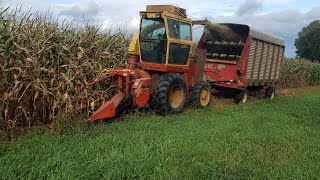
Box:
[242,93,248,103]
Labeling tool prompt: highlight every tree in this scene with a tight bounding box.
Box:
[295,20,320,62]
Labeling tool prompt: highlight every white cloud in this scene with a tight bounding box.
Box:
[130,17,140,29]
[59,0,100,18]
[263,0,295,5]
[306,6,320,19]
[236,0,263,16]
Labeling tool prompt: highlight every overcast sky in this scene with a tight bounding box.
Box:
[3,0,320,57]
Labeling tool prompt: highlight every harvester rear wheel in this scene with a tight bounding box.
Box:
[152,73,188,115]
[235,89,248,104]
[191,82,212,108]
[265,87,275,99]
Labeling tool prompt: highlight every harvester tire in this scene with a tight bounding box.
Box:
[152,72,188,115]
[191,81,212,108]
[265,87,275,99]
[235,89,249,104]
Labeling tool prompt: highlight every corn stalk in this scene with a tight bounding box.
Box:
[280,58,320,88]
[0,7,129,139]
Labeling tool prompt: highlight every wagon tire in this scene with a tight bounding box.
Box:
[265,87,275,99]
[235,89,249,104]
[151,72,188,115]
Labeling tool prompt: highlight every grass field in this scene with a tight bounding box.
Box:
[1,90,320,179]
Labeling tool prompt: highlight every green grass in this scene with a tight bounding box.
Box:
[1,92,320,179]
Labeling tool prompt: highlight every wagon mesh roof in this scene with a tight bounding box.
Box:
[249,27,285,46]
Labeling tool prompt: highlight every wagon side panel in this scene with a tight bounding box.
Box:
[246,42,284,85]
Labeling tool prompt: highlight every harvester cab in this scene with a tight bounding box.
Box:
[138,5,194,71]
[88,5,211,122]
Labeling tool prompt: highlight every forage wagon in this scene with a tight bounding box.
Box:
[199,23,285,103]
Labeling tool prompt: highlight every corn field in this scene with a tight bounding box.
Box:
[1,7,320,140]
[280,58,320,88]
[0,7,129,138]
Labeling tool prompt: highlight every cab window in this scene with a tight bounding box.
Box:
[168,43,190,65]
[139,17,167,64]
[168,19,192,41]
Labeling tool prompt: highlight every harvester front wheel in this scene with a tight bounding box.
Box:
[191,82,212,108]
[152,73,188,115]
[235,89,249,104]
[265,87,275,99]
